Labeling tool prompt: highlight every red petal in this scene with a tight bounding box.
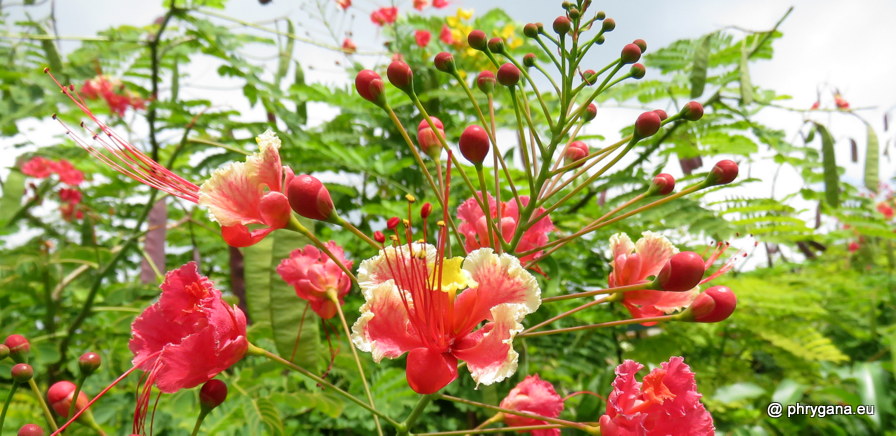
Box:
[405,348,458,394]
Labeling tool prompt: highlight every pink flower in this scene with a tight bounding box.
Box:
[342,38,357,54]
[58,188,82,205]
[834,94,850,109]
[335,0,351,9]
[599,357,714,436]
[877,202,894,219]
[352,243,541,394]
[433,0,449,8]
[848,241,860,252]
[414,30,432,47]
[413,0,429,10]
[21,157,55,178]
[53,159,85,186]
[608,232,699,323]
[439,25,455,45]
[370,7,398,26]
[81,75,144,116]
[277,242,353,319]
[500,374,564,435]
[129,262,248,393]
[457,194,554,263]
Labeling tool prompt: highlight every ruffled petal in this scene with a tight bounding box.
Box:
[220,224,275,247]
[199,162,266,226]
[247,130,284,192]
[633,231,677,278]
[453,249,540,335]
[405,347,458,394]
[357,243,436,296]
[609,233,635,261]
[351,282,424,362]
[452,303,526,386]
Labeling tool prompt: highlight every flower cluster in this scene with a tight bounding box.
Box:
[81,75,145,116]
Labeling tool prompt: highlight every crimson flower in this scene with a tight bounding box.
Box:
[500,374,564,435]
[81,75,144,116]
[439,25,455,45]
[413,0,429,10]
[877,202,894,219]
[277,241,353,319]
[457,194,553,263]
[352,243,540,394]
[433,0,449,7]
[370,7,398,26]
[53,159,85,186]
[415,30,432,47]
[21,157,55,178]
[599,357,714,436]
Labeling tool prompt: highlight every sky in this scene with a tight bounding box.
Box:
[2,0,894,250]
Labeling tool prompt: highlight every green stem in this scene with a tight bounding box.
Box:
[66,373,88,421]
[0,383,19,434]
[401,393,435,434]
[190,410,209,436]
[28,379,58,431]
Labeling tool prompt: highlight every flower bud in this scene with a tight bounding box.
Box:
[522,53,536,68]
[459,125,490,165]
[596,35,606,45]
[633,39,647,52]
[595,11,606,20]
[434,52,456,73]
[583,69,597,85]
[601,18,615,32]
[523,23,539,38]
[621,43,642,64]
[634,111,662,138]
[199,379,228,411]
[287,175,335,221]
[4,334,30,362]
[552,16,571,35]
[680,101,704,121]
[536,22,544,33]
[584,103,597,121]
[78,352,101,376]
[687,286,737,323]
[387,216,401,230]
[647,173,675,195]
[374,231,386,243]
[17,424,45,436]
[47,381,89,417]
[476,71,496,94]
[568,8,581,19]
[11,363,34,383]
[630,63,645,79]
[354,70,386,106]
[420,202,433,219]
[564,141,589,167]
[417,127,443,158]
[487,37,505,54]
[705,160,739,186]
[654,251,705,292]
[386,60,414,93]
[0,344,9,360]
[653,109,668,121]
[496,63,520,87]
[467,30,487,50]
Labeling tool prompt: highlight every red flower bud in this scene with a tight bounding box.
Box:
[387,216,401,230]
[654,251,705,292]
[601,18,615,32]
[496,63,521,87]
[522,53,536,68]
[434,52,456,74]
[630,63,645,79]
[487,37,505,53]
[584,103,597,121]
[78,352,101,375]
[387,60,414,93]
[552,16,571,35]
[633,38,647,52]
[17,424,45,436]
[467,30,487,50]
[648,173,675,195]
[374,231,386,243]
[620,43,642,64]
[417,127,443,158]
[11,363,34,383]
[199,379,228,411]
[459,125,490,165]
[523,23,539,38]
[706,160,739,185]
[4,334,30,361]
[689,286,737,323]
[47,381,89,417]
[583,69,597,86]
[418,117,444,132]
[653,109,668,121]
[355,70,386,106]
[564,141,589,167]
[287,175,335,221]
[476,71,496,94]
[681,101,704,121]
[420,202,433,219]
[634,111,662,138]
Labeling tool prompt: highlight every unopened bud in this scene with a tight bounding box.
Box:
[287,175,335,221]
[11,363,34,383]
[522,53,536,68]
[653,109,668,121]
[459,125,490,165]
[418,128,442,158]
[564,141,589,167]
[354,70,386,107]
[487,37,505,54]
[705,160,739,186]
[47,381,89,418]
[680,101,704,121]
[584,103,597,121]
[17,424,45,436]
[595,11,606,20]
[387,216,400,230]
[647,173,675,195]
[523,23,539,38]
[633,38,647,52]
[476,71,496,94]
[653,251,705,292]
[634,111,662,138]
[78,352,101,376]
[496,63,520,87]
[583,69,597,85]
[685,286,737,323]
[601,18,615,32]
[553,16,571,35]
[434,52,456,74]
[620,43,642,64]
[386,60,414,93]
[568,8,581,19]
[630,63,645,79]
[4,334,30,362]
[199,379,228,411]
[417,117,444,132]
[420,202,433,219]
[596,35,605,45]
[374,231,386,243]
[467,30,488,50]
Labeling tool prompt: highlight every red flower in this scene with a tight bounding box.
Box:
[439,25,455,45]
[433,0,449,7]
[59,202,84,221]
[877,202,894,219]
[352,243,541,394]
[834,94,850,109]
[414,30,432,47]
[599,357,714,436]
[413,0,429,10]
[370,7,398,26]
[58,188,82,205]
[335,0,351,9]
[457,194,554,263]
[848,241,860,252]
[342,38,357,54]
[53,159,85,186]
[277,242,353,319]
[129,262,248,393]
[21,157,55,178]
[500,374,564,435]
[80,75,144,116]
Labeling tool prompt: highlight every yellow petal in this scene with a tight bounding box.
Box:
[430,256,468,294]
